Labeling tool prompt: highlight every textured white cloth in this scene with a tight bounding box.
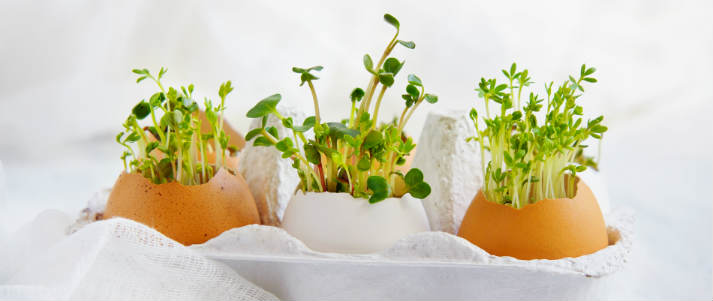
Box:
[0,214,277,301]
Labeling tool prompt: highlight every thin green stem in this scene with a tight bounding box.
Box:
[307,80,321,128]
[197,118,206,181]
[371,85,388,127]
[401,95,425,132]
[349,101,356,128]
[359,31,399,121]
[261,129,323,192]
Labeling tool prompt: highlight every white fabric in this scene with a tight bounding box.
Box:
[0,215,277,301]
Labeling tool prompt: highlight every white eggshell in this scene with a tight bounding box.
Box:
[281,192,430,253]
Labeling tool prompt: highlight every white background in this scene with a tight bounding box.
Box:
[0,0,711,299]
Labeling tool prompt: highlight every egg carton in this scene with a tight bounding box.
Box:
[193,108,630,299]
[69,190,632,300]
[70,181,632,300]
[69,108,631,299]
[189,207,632,300]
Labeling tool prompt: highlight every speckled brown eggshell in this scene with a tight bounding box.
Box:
[457,179,608,260]
[103,168,260,245]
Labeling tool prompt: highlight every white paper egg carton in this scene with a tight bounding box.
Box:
[71,187,632,300]
[217,108,632,299]
[71,109,633,299]
[191,208,632,300]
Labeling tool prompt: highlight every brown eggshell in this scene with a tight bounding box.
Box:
[103,168,260,245]
[195,110,246,150]
[192,110,243,169]
[457,179,608,260]
[203,149,239,171]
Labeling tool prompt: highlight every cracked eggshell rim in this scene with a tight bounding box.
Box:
[103,168,260,245]
[458,179,608,260]
[281,191,431,254]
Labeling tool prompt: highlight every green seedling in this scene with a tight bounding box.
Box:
[117,68,238,185]
[468,63,606,208]
[246,13,437,203]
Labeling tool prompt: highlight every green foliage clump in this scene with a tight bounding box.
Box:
[117,68,237,185]
[245,14,437,203]
[469,63,607,208]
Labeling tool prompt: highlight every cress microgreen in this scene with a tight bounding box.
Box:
[245,13,436,203]
[469,63,606,208]
[117,68,239,185]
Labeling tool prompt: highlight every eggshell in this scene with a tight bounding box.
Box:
[203,149,239,171]
[281,192,430,253]
[195,110,246,150]
[194,110,245,171]
[103,168,260,245]
[193,110,242,170]
[457,179,608,260]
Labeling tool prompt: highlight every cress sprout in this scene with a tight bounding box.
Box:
[468,63,607,208]
[117,68,239,185]
[245,13,437,203]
